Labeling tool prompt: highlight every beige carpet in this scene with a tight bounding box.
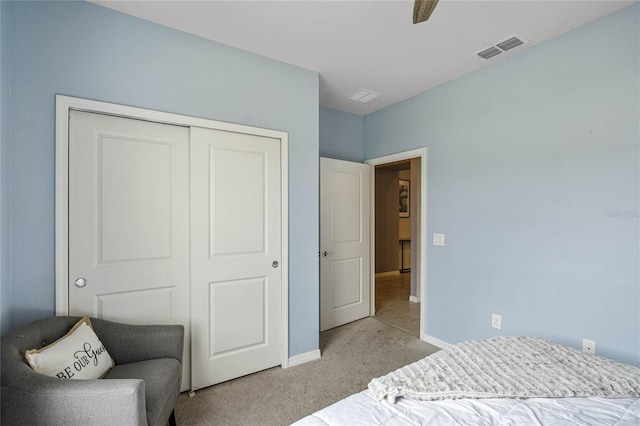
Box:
[175,317,439,426]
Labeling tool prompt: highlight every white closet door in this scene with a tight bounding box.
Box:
[68,110,191,390]
[190,127,282,390]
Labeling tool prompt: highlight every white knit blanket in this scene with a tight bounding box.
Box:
[368,336,640,403]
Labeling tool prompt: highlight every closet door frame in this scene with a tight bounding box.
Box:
[55,95,290,368]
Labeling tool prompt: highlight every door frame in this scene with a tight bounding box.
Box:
[54,95,290,368]
[366,148,427,341]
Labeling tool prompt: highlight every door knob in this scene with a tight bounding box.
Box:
[322,251,334,257]
[272,261,279,268]
[74,277,87,288]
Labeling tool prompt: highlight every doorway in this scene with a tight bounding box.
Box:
[366,148,426,341]
[373,160,419,337]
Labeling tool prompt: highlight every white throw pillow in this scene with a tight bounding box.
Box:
[25,316,115,379]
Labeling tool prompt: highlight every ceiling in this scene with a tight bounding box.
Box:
[92,0,636,116]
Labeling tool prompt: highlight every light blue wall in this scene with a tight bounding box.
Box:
[0,0,11,334]
[7,1,319,357]
[319,106,364,162]
[365,5,640,365]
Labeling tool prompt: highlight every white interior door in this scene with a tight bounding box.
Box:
[320,157,371,331]
[190,127,282,390]
[68,110,191,390]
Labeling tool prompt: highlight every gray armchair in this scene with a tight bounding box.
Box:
[1,316,184,426]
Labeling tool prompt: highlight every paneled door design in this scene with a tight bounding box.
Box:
[190,127,282,390]
[320,157,371,331]
[68,110,191,389]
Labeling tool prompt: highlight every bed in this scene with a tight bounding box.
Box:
[293,336,640,425]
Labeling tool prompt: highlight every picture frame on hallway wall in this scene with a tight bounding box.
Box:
[399,179,409,218]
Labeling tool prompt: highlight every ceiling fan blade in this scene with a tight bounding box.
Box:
[413,0,439,24]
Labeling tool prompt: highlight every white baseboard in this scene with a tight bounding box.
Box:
[408,295,420,303]
[287,349,321,368]
[422,334,453,349]
[375,271,400,278]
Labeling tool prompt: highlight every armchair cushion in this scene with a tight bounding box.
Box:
[25,316,114,379]
[105,358,181,426]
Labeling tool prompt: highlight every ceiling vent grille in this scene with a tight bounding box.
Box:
[349,89,382,104]
[474,34,528,60]
[476,46,503,60]
[497,36,524,51]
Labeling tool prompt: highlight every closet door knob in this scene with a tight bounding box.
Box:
[74,278,87,288]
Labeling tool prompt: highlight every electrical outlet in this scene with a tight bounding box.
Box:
[491,313,502,330]
[582,338,596,355]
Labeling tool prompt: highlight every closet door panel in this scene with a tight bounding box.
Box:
[190,127,282,390]
[68,110,191,391]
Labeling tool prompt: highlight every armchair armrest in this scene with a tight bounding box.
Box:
[91,318,184,365]
[1,365,147,425]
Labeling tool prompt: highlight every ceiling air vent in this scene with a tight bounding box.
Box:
[349,89,381,104]
[497,36,524,52]
[474,33,529,60]
[476,46,503,60]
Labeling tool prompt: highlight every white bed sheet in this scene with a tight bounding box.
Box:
[293,389,640,426]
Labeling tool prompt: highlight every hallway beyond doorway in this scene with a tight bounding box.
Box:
[374,273,420,338]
